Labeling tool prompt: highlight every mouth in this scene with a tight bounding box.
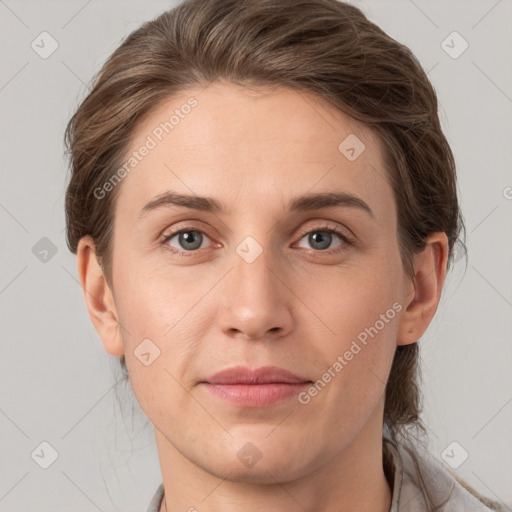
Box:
[199,365,312,408]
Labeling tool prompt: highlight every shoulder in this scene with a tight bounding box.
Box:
[384,436,511,512]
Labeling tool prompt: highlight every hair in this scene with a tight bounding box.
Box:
[63,0,505,510]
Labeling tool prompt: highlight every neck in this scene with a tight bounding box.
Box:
[155,406,392,512]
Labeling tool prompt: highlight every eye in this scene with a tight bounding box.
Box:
[295,226,352,255]
[160,223,353,259]
[162,229,212,257]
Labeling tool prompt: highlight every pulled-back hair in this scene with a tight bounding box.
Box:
[64,1,503,509]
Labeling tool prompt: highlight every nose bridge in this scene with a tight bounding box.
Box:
[218,228,293,339]
[232,231,279,299]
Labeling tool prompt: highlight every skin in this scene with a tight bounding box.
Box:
[77,81,448,512]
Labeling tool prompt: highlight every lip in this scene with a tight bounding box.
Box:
[202,365,309,385]
[199,365,312,408]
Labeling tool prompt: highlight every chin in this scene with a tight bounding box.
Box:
[198,439,316,485]
[214,457,306,485]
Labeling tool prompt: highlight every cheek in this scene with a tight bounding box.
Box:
[111,262,209,389]
[113,250,180,331]
[114,278,199,421]
[303,263,401,402]
[309,262,402,344]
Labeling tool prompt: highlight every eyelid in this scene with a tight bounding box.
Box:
[160,219,352,242]
[295,219,354,241]
[159,220,213,241]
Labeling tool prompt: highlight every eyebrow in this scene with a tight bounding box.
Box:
[138,190,375,219]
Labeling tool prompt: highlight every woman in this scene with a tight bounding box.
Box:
[63,0,508,510]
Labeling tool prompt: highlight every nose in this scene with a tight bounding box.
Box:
[217,236,294,342]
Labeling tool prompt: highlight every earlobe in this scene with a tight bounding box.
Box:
[396,232,449,346]
[76,236,124,357]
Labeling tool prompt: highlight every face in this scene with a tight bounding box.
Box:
[90,81,417,483]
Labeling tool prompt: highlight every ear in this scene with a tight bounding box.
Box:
[397,232,449,346]
[76,235,124,357]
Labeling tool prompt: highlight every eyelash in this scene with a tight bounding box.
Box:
[160,223,354,260]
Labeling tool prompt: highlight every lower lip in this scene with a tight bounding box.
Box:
[200,382,310,407]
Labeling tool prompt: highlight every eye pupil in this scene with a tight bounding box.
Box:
[309,231,331,250]
[180,230,202,250]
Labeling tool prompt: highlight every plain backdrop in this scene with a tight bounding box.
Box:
[0,0,511,510]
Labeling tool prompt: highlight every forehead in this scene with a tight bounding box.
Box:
[116,81,394,222]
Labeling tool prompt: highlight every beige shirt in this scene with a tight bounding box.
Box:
[382,434,510,511]
[145,435,510,511]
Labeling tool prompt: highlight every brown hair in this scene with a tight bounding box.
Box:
[64,0,502,509]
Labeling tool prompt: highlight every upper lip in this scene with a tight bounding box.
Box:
[201,365,310,385]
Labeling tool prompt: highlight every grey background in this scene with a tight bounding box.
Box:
[0,0,511,510]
